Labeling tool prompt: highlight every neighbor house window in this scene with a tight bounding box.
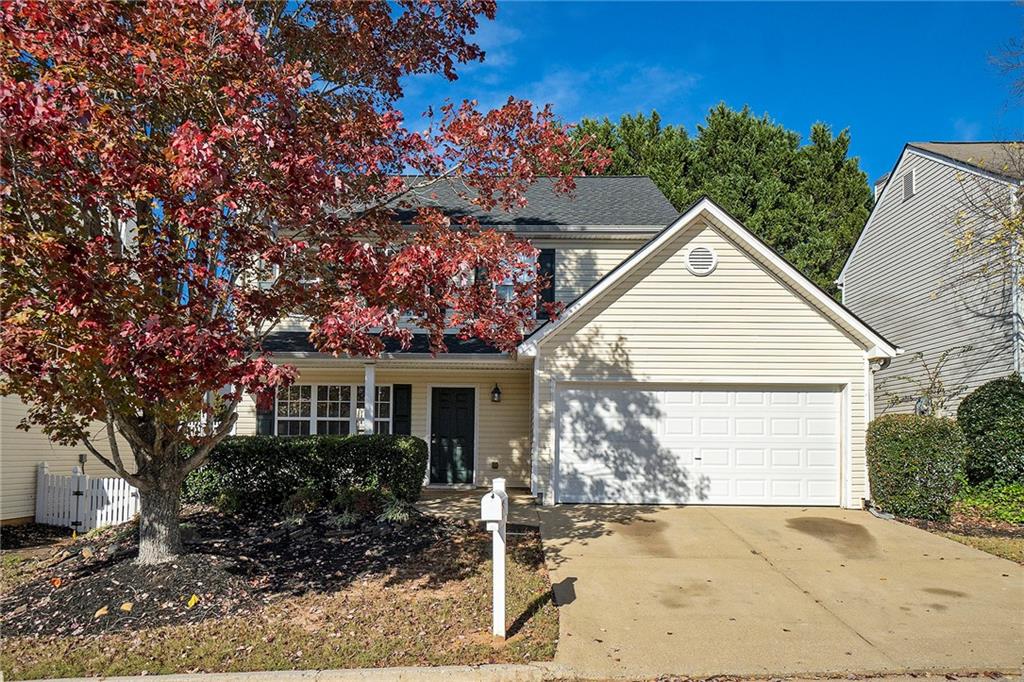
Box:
[275,384,391,435]
[276,385,311,436]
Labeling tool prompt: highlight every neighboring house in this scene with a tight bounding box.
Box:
[237,178,897,509]
[1,394,118,523]
[838,142,1024,417]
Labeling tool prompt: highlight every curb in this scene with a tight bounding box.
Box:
[32,664,546,682]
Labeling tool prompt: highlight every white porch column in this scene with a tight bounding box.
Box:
[361,362,376,433]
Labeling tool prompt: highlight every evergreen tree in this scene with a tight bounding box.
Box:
[577,104,873,295]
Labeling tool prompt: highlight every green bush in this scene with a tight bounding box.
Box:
[867,414,967,520]
[182,435,428,515]
[956,482,1024,524]
[957,374,1024,484]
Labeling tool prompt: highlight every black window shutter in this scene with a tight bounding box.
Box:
[537,248,556,319]
[255,391,275,435]
[256,407,274,435]
[393,384,413,435]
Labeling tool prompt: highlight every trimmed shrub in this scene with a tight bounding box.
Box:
[867,414,967,520]
[957,374,1024,484]
[182,434,428,515]
[956,482,1024,524]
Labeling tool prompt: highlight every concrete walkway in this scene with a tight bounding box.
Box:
[538,504,1024,679]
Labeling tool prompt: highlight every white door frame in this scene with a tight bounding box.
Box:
[552,379,851,507]
[425,384,481,487]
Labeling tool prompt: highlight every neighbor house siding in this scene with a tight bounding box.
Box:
[842,152,1017,416]
[534,222,871,507]
[1,395,131,522]
[236,366,532,487]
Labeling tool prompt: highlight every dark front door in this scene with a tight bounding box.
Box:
[430,387,475,484]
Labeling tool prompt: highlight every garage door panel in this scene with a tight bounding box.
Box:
[557,386,841,506]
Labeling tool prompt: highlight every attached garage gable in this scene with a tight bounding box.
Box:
[524,199,897,509]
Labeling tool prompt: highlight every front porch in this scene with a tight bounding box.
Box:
[237,359,535,488]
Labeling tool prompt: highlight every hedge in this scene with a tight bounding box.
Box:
[182,435,428,515]
[957,374,1024,484]
[956,482,1024,525]
[867,414,967,520]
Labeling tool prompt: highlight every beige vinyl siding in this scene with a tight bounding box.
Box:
[1,395,132,522]
[842,152,1017,416]
[268,238,645,332]
[532,239,644,305]
[235,366,532,487]
[535,222,870,507]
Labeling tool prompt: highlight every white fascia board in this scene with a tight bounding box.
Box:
[519,197,899,358]
[269,351,523,364]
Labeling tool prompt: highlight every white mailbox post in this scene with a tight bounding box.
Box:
[480,477,509,638]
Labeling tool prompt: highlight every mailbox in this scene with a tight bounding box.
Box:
[480,477,508,638]
[480,480,508,532]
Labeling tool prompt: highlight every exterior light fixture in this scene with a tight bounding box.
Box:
[491,384,502,403]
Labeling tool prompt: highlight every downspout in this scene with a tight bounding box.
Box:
[1011,186,1023,375]
[530,350,541,501]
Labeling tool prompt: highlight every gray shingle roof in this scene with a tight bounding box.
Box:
[391,176,678,230]
[263,332,502,355]
[910,142,1024,181]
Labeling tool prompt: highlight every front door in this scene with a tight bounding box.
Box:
[430,387,475,484]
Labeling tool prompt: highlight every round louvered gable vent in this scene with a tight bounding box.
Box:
[685,246,717,276]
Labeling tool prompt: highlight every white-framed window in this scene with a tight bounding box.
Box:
[496,252,538,303]
[316,385,352,435]
[276,385,312,436]
[275,384,392,436]
[357,385,393,434]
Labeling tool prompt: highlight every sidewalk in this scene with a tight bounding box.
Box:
[32,665,1023,682]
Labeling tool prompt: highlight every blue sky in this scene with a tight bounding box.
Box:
[399,1,1024,182]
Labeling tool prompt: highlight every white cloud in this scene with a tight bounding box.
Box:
[515,62,701,122]
[953,118,982,141]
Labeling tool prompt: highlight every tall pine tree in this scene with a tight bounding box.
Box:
[576,104,873,296]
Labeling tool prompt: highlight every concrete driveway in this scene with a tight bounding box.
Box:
[538,505,1024,679]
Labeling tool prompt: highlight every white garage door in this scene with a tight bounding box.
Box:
[556,386,841,505]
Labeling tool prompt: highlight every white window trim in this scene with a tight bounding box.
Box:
[274,383,393,436]
[274,385,314,437]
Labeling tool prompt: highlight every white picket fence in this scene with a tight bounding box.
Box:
[35,462,140,532]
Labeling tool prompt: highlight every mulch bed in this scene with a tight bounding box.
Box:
[1,523,71,551]
[1,507,479,639]
[900,509,1024,539]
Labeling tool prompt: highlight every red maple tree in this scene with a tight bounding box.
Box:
[0,0,606,563]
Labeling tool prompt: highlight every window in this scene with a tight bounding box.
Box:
[275,384,392,435]
[316,385,352,434]
[357,385,393,434]
[496,252,538,304]
[276,385,311,436]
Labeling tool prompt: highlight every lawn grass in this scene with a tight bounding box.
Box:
[0,520,558,680]
[937,532,1024,563]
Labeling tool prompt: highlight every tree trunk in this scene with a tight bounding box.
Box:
[137,485,183,565]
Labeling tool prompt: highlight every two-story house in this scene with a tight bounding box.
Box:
[838,142,1024,416]
[232,177,897,509]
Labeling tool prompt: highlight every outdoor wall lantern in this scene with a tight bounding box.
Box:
[490,384,502,403]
